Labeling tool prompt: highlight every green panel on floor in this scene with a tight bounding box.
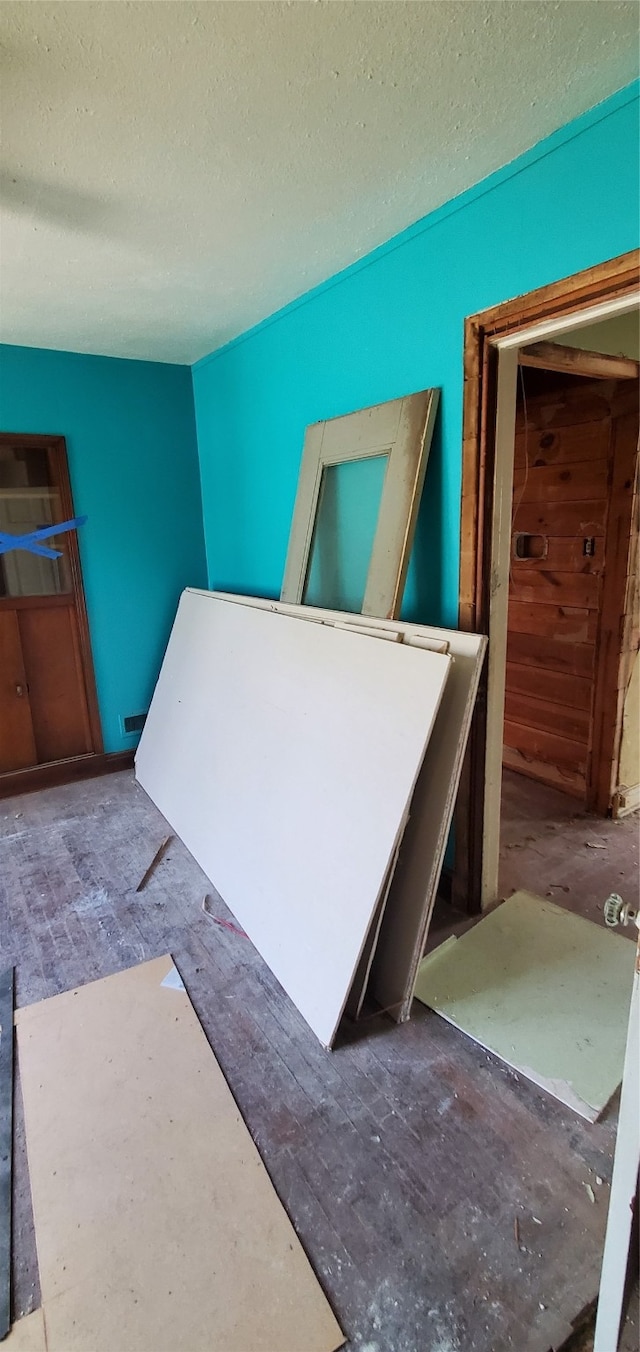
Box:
[414,891,636,1121]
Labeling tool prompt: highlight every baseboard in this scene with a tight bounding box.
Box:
[0,751,135,800]
[502,746,585,800]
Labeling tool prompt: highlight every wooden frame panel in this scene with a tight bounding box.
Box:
[0,432,103,774]
[281,389,440,619]
[456,250,640,912]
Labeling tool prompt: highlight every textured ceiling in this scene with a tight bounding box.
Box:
[0,1,638,365]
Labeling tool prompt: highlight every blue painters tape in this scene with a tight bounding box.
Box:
[0,533,59,560]
[0,515,87,559]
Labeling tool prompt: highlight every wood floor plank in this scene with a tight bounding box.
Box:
[2,771,637,1352]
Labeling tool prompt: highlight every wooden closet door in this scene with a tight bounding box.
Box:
[504,377,638,805]
[0,610,36,771]
[18,605,93,763]
[0,434,102,776]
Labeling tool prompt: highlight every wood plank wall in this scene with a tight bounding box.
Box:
[504,376,617,800]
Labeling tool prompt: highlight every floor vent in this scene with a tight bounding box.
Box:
[122,713,147,734]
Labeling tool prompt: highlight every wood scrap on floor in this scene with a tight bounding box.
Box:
[135,590,452,1046]
[414,890,636,1121]
[0,967,14,1341]
[15,955,343,1352]
[135,833,172,891]
[1,1309,46,1351]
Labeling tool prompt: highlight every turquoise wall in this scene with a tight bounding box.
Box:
[1,86,636,759]
[0,345,207,752]
[192,83,639,628]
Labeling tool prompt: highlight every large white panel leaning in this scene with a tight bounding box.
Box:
[205,592,487,1023]
[136,590,451,1046]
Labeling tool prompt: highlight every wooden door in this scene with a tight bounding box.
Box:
[281,389,440,619]
[0,610,36,771]
[503,374,639,807]
[0,434,102,777]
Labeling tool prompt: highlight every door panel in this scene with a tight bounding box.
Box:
[18,606,93,763]
[513,420,610,468]
[505,373,639,804]
[0,433,102,778]
[281,389,440,619]
[513,451,610,502]
[0,611,36,771]
[506,630,595,678]
[505,377,612,800]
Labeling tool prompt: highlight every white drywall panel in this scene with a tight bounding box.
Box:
[136,592,450,1045]
[199,591,486,1021]
[370,628,486,1019]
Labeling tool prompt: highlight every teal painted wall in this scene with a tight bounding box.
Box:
[193,83,639,628]
[0,345,207,752]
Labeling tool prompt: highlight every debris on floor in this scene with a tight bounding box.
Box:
[2,773,628,1352]
[135,833,172,891]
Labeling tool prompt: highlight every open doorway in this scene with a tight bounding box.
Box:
[453,249,639,918]
[418,271,639,1339]
[499,311,639,927]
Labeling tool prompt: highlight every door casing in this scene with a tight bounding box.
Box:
[455,249,640,913]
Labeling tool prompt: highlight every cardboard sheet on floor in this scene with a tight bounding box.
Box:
[414,891,636,1120]
[3,1311,46,1352]
[15,956,344,1352]
[135,590,451,1046]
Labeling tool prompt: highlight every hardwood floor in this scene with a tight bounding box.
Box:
[1,771,632,1351]
[498,768,639,927]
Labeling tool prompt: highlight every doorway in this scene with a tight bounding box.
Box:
[0,433,102,784]
[506,345,638,812]
[455,248,639,913]
[499,315,639,921]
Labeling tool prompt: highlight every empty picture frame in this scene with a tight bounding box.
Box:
[281,389,440,620]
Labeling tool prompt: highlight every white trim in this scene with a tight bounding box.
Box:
[481,348,518,906]
[496,290,640,350]
[594,945,640,1352]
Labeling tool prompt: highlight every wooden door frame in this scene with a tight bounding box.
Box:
[281,389,440,619]
[454,249,640,913]
[0,432,104,790]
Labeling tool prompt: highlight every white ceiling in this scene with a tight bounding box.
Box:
[1,1,637,366]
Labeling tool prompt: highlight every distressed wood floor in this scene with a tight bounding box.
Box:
[499,769,639,926]
[0,771,632,1352]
